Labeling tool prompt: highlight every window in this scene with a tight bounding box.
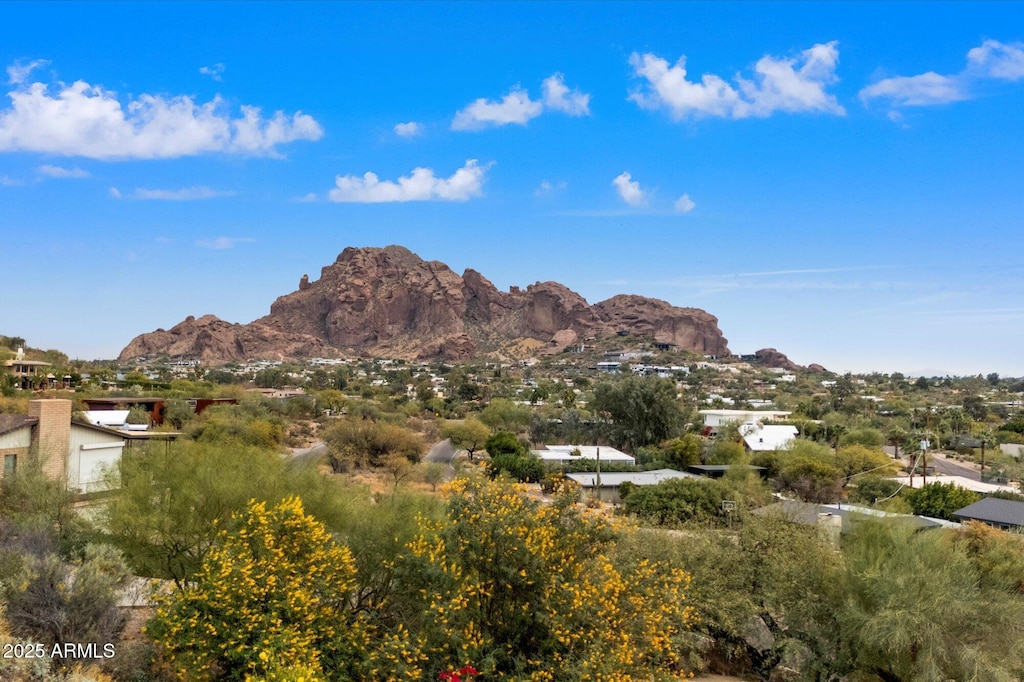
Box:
[3,453,16,477]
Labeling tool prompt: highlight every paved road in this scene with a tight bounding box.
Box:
[289,441,328,469]
[926,452,981,480]
[894,448,981,481]
[424,438,460,482]
[425,438,457,468]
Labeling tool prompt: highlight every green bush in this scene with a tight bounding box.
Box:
[622,478,726,526]
[487,453,544,483]
[905,482,979,520]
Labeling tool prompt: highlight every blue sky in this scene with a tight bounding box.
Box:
[3,2,1023,376]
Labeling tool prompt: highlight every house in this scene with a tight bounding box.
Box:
[686,464,768,479]
[246,387,306,400]
[2,347,53,389]
[739,422,799,452]
[82,397,166,425]
[82,396,236,425]
[0,413,36,478]
[0,399,175,493]
[754,500,957,536]
[698,409,792,435]
[532,444,635,466]
[565,469,700,504]
[894,473,1019,496]
[952,497,1024,531]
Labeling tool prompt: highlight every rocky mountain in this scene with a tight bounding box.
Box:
[751,348,801,371]
[119,245,731,364]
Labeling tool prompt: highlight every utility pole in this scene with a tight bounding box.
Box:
[920,439,928,487]
[595,446,601,502]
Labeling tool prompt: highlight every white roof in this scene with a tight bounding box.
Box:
[566,469,697,487]
[699,409,792,426]
[82,410,130,427]
[894,474,1020,495]
[740,423,799,452]
[533,444,635,463]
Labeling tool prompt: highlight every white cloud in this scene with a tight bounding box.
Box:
[967,40,1024,81]
[38,164,90,178]
[452,87,543,130]
[108,186,122,199]
[861,39,1024,112]
[859,72,966,106]
[134,186,235,200]
[542,73,590,115]
[328,159,489,203]
[0,66,323,159]
[196,236,254,249]
[394,121,422,137]
[629,42,844,120]
[612,171,647,207]
[295,192,318,203]
[199,63,225,81]
[452,73,591,130]
[534,180,567,198]
[7,59,48,85]
[674,193,696,214]
[1,175,22,186]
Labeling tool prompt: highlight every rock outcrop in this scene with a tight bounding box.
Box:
[117,314,337,365]
[119,245,731,364]
[752,348,801,371]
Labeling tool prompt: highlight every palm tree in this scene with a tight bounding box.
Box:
[887,424,908,460]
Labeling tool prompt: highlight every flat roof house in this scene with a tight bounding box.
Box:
[532,444,635,466]
[740,423,799,452]
[698,409,792,435]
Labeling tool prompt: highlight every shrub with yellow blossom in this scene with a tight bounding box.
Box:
[146,497,368,681]
[401,475,696,680]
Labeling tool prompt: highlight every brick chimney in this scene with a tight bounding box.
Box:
[28,399,72,482]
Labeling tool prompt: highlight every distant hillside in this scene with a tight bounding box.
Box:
[119,245,731,365]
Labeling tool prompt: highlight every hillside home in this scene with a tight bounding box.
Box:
[2,346,53,389]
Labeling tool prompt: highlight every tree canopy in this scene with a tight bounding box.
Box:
[591,376,683,452]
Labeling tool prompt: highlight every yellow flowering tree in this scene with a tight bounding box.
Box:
[402,476,696,680]
[146,497,367,681]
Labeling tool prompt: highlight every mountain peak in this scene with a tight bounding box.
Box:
[120,246,730,364]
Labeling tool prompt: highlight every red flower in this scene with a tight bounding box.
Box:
[439,665,478,681]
